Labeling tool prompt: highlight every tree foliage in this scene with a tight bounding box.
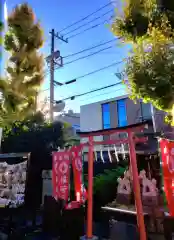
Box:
[0,3,44,127]
[112,0,174,124]
[2,119,65,153]
[1,112,73,155]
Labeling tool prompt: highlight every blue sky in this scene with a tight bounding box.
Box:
[4,0,130,112]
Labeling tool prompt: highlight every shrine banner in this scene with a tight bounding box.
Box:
[160,139,174,216]
[71,145,87,204]
[52,151,70,201]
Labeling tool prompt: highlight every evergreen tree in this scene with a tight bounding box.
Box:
[0,3,44,127]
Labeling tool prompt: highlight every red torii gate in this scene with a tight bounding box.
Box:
[78,122,149,240]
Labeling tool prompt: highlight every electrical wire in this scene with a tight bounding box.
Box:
[42,50,125,91]
[54,59,126,83]
[63,38,118,59]
[78,87,126,102]
[54,81,122,102]
[54,86,125,105]
[63,45,115,66]
[59,2,113,33]
[63,9,113,36]
[67,16,113,40]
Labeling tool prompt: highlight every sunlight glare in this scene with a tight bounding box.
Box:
[4,1,8,21]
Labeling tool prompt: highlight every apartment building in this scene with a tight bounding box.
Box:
[80,95,173,161]
[80,95,172,132]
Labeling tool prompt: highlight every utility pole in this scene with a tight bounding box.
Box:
[50,29,55,122]
[47,29,68,122]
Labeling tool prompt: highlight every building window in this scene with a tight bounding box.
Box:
[102,103,110,129]
[117,99,127,127]
[141,102,152,120]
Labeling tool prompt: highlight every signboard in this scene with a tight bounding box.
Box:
[52,151,70,201]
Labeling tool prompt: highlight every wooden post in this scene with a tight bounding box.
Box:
[87,136,94,238]
[128,130,147,240]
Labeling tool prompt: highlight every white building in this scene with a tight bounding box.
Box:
[80,95,172,161]
[55,110,80,130]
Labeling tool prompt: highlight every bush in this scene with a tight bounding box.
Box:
[93,167,126,206]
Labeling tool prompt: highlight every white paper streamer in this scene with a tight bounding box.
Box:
[107,147,112,163]
[114,145,119,162]
[94,148,97,162]
[100,149,105,163]
[121,144,126,160]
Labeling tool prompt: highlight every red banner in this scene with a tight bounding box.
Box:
[52,146,87,210]
[65,146,87,210]
[160,139,174,216]
[71,145,87,204]
[52,151,70,201]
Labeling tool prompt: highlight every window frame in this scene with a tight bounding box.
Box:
[117,98,128,127]
[101,102,111,129]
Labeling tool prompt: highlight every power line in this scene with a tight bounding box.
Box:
[67,16,113,40]
[44,38,118,75]
[59,2,113,33]
[54,59,126,84]
[63,38,117,59]
[55,81,122,103]
[63,9,113,36]
[80,87,125,102]
[63,45,114,66]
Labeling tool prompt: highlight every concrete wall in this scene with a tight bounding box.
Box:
[126,98,141,125]
[80,102,103,132]
[80,102,104,152]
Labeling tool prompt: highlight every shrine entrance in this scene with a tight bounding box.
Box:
[52,122,150,240]
[78,122,148,240]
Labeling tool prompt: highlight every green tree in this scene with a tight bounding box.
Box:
[0,3,44,127]
[112,0,174,124]
[2,120,66,153]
